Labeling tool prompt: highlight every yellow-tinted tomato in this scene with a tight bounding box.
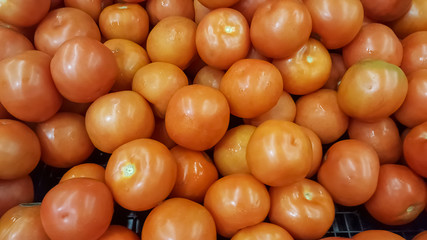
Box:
[105,139,177,211]
[165,84,230,151]
[300,126,323,178]
[60,163,105,183]
[146,0,195,24]
[403,121,427,178]
[85,91,155,154]
[0,176,34,216]
[231,222,294,240]
[198,0,240,9]
[193,66,224,89]
[0,27,33,61]
[353,230,405,240]
[246,120,312,187]
[390,0,427,39]
[323,53,347,90]
[0,0,50,27]
[64,0,113,21]
[400,31,427,75]
[204,174,270,238]
[361,0,411,22]
[98,225,139,240]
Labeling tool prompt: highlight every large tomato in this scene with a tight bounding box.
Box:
[231,222,293,240]
[0,0,50,27]
[0,176,34,216]
[403,121,427,178]
[400,31,427,75]
[390,0,427,39]
[0,27,33,61]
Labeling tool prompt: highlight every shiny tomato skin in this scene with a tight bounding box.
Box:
[193,65,224,89]
[400,31,427,75]
[198,0,240,9]
[232,0,268,23]
[352,230,405,240]
[0,0,50,27]
[300,126,323,178]
[146,0,195,24]
[0,176,34,216]
[361,0,411,22]
[0,27,33,61]
[98,225,139,240]
[403,121,427,178]
[231,222,294,240]
[60,163,105,183]
[390,0,427,39]
[64,0,114,21]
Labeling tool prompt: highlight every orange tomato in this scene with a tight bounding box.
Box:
[60,163,105,183]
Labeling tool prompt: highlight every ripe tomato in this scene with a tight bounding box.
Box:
[193,66,224,89]
[0,103,11,119]
[165,84,230,151]
[250,0,311,58]
[269,179,335,240]
[146,0,195,24]
[60,163,105,183]
[0,176,34,216]
[0,203,49,240]
[360,0,411,22]
[0,50,63,122]
[0,0,50,27]
[403,121,427,178]
[352,230,405,240]
[196,8,250,70]
[204,174,270,238]
[98,225,139,240]
[0,27,33,61]
[231,222,293,240]
[105,139,177,211]
[390,0,427,39]
[400,31,427,75]
[141,198,216,240]
[323,53,346,90]
[319,238,350,240]
[85,91,155,154]
[232,0,268,23]
[219,59,283,118]
[64,0,113,21]
[198,0,239,9]
[413,231,427,240]
[193,0,210,24]
[365,164,426,225]
[246,120,312,187]
[151,118,176,149]
[318,139,380,206]
[59,98,91,116]
[300,126,323,178]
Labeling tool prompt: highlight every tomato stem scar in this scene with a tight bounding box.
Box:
[122,163,136,177]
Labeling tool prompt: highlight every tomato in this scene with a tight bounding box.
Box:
[34,7,101,56]
[337,60,408,122]
[0,50,63,122]
[269,179,335,240]
[232,0,268,23]
[219,59,283,118]
[59,98,91,116]
[231,222,293,240]
[0,203,49,240]
[400,31,427,75]
[85,91,155,154]
[413,231,427,240]
[304,0,364,49]
[40,178,114,240]
[105,139,177,211]
[390,0,427,39]
[198,0,240,9]
[246,120,312,187]
[196,8,250,70]
[99,3,149,45]
[295,89,349,144]
[0,119,41,180]
[300,126,323,178]
[250,0,311,58]
[0,103,11,119]
[60,163,105,183]
[319,238,350,240]
[169,146,218,203]
[318,139,380,206]
[35,112,94,168]
[394,69,427,127]
[213,125,255,176]
[165,84,230,151]
[403,121,427,178]
[365,164,426,225]
[147,16,197,70]
[348,118,402,165]
[342,23,403,68]
[245,45,270,61]
[98,225,139,240]
[352,230,405,240]
[146,0,195,24]
[64,0,113,21]
[104,38,150,91]
[0,176,34,216]
[361,0,411,22]
[323,53,347,90]
[204,174,270,238]
[0,0,50,27]
[151,118,177,149]
[0,27,33,61]
[273,38,332,95]
[193,0,210,24]
[132,62,189,119]
[193,66,224,89]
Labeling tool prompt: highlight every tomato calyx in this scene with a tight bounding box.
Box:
[121,163,136,177]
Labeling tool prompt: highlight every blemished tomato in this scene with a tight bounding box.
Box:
[0,203,49,240]
[213,125,255,176]
[204,174,270,238]
[0,50,63,122]
[318,139,380,206]
[390,0,427,39]
[337,60,408,122]
[40,178,114,240]
[295,89,349,144]
[98,225,139,240]
[64,0,113,21]
[323,53,347,90]
[303,0,364,49]
[352,230,405,240]
[132,62,189,119]
[151,118,176,149]
[348,118,402,165]
[0,176,34,216]
[169,146,218,203]
[60,163,105,183]
[0,27,33,61]
[413,231,427,240]
[250,0,311,59]
[141,198,216,240]
[246,120,312,187]
[269,179,335,240]
[403,121,427,178]
[365,164,426,225]
[300,126,323,178]
[34,7,101,56]
[400,31,427,75]
[198,0,239,9]
[0,0,50,27]
[219,59,283,118]
[273,38,331,95]
[196,8,250,70]
[85,91,155,154]
[0,119,41,180]
[231,222,294,240]
[104,38,150,91]
[105,139,177,211]
[99,3,149,45]
[165,84,230,151]
[232,0,268,24]
[193,65,224,89]
[342,23,403,68]
[360,0,411,22]
[146,0,195,24]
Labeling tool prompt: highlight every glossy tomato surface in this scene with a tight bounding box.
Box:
[390,0,427,39]
[403,121,427,178]
[64,0,113,21]
[98,225,139,240]
[361,0,411,22]
[146,0,195,24]
[352,230,405,240]
[0,0,50,27]
[60,163,105,183]
[231,222,293,240]
[0,27,33,61]
[400,31,427,76]
[0,176,34,216]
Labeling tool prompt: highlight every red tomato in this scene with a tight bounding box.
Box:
[0,203,49,240]
[0,50,63,122]
[193,65,224,89]
[365,164,426,225]
[0,27,33,61]
[269,179,335,240]
[0,0,50,27]
[318,139,380,206]
[51,36,118,103]
[0,119,41,180]
[105,139,177,211]
[141,198,216,240]
[319,238,350,240]
[198,0,240,9]
[64,0,113,21]
[300,126,323,178]
[0,103,11,119]
[40,178,114,240]
[231,222,294,240]
[151,118,177,149]
[390,0,427,39]
[204,174,270,238]
[98,225,139,240]
[0,176,34,216]
[360,0,411,22]
[413,231,427,240]
[400,31,427,75]
[403,121,427,178]
[232,0,268,23]
[60,163,105,183]
[323,53,347,90]
[146,0,195,24]
[352,230,405,240]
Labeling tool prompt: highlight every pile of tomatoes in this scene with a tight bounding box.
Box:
[0,0,427,239]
